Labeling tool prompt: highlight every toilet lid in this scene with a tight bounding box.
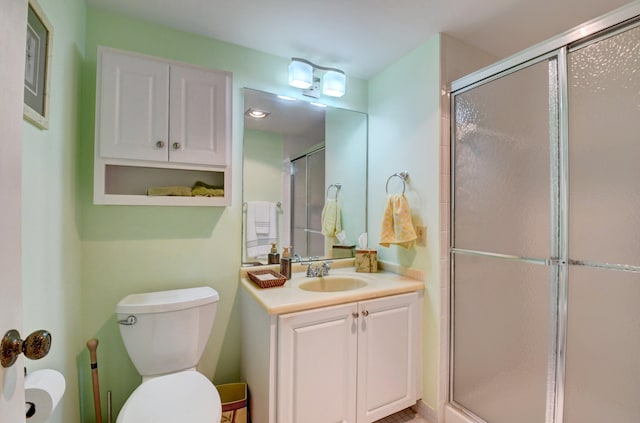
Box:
[116,371,221,423]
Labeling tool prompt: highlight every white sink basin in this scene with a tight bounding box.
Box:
[298,275,368,292]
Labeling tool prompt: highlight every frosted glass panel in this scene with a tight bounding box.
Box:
[454,60,552,259]
[564,266,640,422]
[568,25,640,266]
[452,254,549,423]
[307,149,325,257]
[291,157,308,256]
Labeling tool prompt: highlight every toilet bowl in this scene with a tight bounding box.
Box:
[115,286,222,423]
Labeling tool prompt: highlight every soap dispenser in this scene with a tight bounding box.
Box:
[280,247,292,279]
[268,243,280,264]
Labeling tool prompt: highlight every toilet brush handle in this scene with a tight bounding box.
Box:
[86,339,103,423]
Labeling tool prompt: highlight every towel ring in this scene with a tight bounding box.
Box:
[385,172,409,195]
[327,183,342,199]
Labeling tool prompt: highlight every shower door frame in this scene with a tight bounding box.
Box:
[447,4,640,423]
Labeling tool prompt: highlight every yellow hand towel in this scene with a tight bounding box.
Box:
[321,198,342,237]
[379,194,417,248]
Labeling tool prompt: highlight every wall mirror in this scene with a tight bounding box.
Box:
[242,88,368,266]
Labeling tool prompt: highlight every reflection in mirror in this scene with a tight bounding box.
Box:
[242,88,367,266]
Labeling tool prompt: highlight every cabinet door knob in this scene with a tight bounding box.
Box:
[172,142,182,150]
[362,310,369,317]
[1,329,52,368]
[155,140,166,149]
[352,312,359,318]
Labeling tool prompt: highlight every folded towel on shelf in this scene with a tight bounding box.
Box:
[321,198,342,237]
[192,186,224,197]
[379,194,417,248]
[146,186,193,197]
[246,201,278,258]
[193,180,222,189]
[192,181,224,197]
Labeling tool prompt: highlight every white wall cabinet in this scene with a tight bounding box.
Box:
[94,47,232,206]
[241,290,422,423]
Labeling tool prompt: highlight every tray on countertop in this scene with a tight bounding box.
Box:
[247,269,287,288]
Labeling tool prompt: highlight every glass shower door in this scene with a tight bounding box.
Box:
[564,23,640,423]
[291,148,325,258]
[452,57,558,423]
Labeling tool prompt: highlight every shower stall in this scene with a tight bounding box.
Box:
[291,147,325,258]
[449,6,640,423]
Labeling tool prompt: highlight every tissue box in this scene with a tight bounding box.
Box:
[332,244,355,259]
[355,249,377,273]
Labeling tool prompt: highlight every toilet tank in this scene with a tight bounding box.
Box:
[116,286,219,377]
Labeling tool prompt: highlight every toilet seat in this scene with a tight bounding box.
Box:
[116,371,222,423]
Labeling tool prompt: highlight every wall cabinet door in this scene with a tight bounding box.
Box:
[278,302,358,423]
[97,48,230,167]
[357,293,419,423]
[169,65,229,166]
[98,49,170,162]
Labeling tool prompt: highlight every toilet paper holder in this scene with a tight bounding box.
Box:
[1,329,51,368]
[25,401,36,418]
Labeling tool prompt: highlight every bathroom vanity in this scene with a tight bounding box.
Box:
[240,263,424,423]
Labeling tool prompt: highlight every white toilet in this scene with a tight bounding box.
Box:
[115,286,222,423]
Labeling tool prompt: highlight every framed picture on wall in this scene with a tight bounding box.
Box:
[24,0,53,130]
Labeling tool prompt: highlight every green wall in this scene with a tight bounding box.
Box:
[368,36,442,409]
[21,0,86,422]
[77,7,367,422]
[242,128,284,259]
[243,129,284,203]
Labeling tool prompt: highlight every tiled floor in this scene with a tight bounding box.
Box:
[374,407,430,423]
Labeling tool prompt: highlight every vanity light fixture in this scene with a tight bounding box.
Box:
[288,57,346,98]
[245,108,270,119]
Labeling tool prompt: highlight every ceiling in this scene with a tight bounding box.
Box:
[86,0,634,79]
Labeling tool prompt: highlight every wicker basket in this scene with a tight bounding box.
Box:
[247,269,286,288]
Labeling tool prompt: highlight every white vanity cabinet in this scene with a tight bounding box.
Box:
[94,47,232,206]
[278,302,358,423]
[241,288,422,423]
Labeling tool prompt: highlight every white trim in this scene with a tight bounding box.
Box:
[416,399,438,423]
[444,404,476,423]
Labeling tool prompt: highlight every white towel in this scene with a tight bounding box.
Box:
[246,201,277,258]
[253,201,272,234]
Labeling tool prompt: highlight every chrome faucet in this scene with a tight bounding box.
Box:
[305,261,332,277]
[319,261,331,276]
[305,262,318,277]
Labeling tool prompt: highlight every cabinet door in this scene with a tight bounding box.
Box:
[98,49,169,162]
[357,292,419,422]
[278,303,358,423]
[169,65,230,166]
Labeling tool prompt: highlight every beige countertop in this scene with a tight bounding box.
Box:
[240,261,424,315]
